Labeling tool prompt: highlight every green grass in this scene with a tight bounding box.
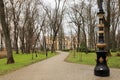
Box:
[66,51,120,68]
[108,53,120,68]
[0,52,57,75]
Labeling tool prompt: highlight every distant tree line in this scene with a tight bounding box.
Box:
[67,0,120,55]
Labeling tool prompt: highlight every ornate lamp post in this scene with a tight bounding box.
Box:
[94,0,110,76]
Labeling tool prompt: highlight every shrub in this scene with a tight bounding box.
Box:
[62,49,70,52]
[89,49,95,53]
[116,53,120,56]
[117,48,120,52]
[78,42,89,53]
[111,49,117,52]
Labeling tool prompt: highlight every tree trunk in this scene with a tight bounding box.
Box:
[0,33,3,51]
[111,29,116,51]
[119,0,120,12]
[105,25,111,55]
[105,0,111,56]
[21,40,25,53]
[117,30,120,50]
[20,27,25,54]
[51,38,55,53]
[51,31,58,53]
[0,0,15,64]
[77,26,80,52]
[13,33,19,54]
[43,36,48,57]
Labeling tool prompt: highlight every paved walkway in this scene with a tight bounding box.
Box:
[0,51,120,80]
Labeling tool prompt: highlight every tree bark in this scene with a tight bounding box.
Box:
[51,34,56,53]
[105,0,111,56]
[0,32,3,51]
[0,0,15,64]
[77,25,80,52]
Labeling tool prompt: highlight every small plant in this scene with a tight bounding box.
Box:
[79,42,89,53]
[62,49,70,52]
[111,49,117,52]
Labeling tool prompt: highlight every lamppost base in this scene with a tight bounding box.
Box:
[94,64,110,77]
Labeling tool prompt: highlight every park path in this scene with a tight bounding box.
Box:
[0,51,120,80]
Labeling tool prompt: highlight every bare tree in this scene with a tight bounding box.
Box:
[68,3,82,51]
[110,0,119,51]
[68,0,98,52]
[18,0,40,53]
[104,0,111,55]
[9,0,23,54]
[32,15,46,53]
[58,24,65,50]
[41,0,66,53]
[86,1,96,50]
[0,0,15,64]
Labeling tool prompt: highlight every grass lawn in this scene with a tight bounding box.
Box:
[66,51,120,68]
[0,52,57,75]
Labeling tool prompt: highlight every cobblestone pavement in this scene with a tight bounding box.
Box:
[0,51,120,80]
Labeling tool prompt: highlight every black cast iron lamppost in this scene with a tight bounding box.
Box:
[94,0,110,76]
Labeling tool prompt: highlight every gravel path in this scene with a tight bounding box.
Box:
[0,51,120,80]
